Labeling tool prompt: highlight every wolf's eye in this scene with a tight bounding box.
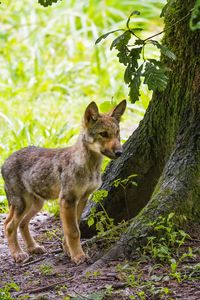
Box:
[99,131,109,138]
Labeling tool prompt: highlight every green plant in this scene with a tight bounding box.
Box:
[39,263,53,275]
[136,291,146,300]
[105,284,113,296]
[0,282,19,300]
[126,274,138,288]
[96,10,176,102]
[87,189,115,235]
[112,174,137,219]
[147,285,172,299]
[169,247,194,283]
[113,174,137,189]
[88,174,137,236]
[144,213,190,263]
[116,262,141,289]
[188,262,200,280]
[44,228,61,242]
[116,261,175,299]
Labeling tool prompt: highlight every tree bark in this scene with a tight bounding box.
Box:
[81,0,200,266]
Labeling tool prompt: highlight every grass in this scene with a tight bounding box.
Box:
[0,0,166,213]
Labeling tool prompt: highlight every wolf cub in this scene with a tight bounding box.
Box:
[2,100,126,264]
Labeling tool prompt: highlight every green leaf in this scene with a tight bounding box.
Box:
[110,31,131,50]
[148,58,164,68]
[143,61,168,92]
[170,258,177,273]
[117,46,130,66]
[123,47,143,83]
[124,64,132,84]
[167,212,175,222]
[130,47,143,70]
[135,40,145,46]
[38,0,60,7]
[129,64,143,103]
[88,217,94,227]
[151,40,176,60]
[190,0,200,31]
[92,189,108,203]
[95,29,124,45]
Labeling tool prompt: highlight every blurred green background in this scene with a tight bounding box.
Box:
[0,0,166,213]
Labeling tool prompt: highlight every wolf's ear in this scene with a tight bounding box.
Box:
[110,99,127,122]
[84,101,99,126]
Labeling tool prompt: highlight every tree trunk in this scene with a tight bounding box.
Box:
[81,0,200,266]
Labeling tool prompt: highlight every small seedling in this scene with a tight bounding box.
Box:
[88,189,114,235]
[0,282,19,300]
[39,263,53,276]
[105,284,113,296]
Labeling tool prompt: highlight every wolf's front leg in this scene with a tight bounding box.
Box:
[59,194,86,265]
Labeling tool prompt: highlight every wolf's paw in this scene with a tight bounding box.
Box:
[13,251,29,263]
[71,252,88,265]
[28,244,46,254]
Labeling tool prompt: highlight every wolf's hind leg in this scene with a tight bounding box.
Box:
[4,205,14,230]
[20,197,46,254]
[4,201,30,263]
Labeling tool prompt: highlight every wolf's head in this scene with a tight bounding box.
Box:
[83,100,126,159]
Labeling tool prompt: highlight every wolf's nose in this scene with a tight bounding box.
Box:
[115,150,122,157]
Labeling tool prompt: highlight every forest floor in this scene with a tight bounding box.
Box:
[0,212,200,300]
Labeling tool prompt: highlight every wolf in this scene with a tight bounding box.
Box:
[1,100,126,264]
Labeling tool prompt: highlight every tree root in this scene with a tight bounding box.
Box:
[85,123,200,272]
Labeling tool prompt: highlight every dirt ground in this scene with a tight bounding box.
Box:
[0,212,200,300]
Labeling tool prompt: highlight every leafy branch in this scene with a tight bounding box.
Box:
[95,10,178,103]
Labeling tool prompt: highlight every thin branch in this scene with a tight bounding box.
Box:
[128,29,141,41]
[17,275,75,295]
[20,256,47,267]
[20,248,63,267]
[143,9,193,42]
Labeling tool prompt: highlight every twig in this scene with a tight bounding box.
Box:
[17,275,76,295]
[88,275,118,281]
[143,9,193,42]
[20,248,63,267]
[112,282,127,289]
[49,248,63,254]
[71,289,92,300]
[20,256,47,267]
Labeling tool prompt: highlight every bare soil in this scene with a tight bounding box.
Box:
[0,213,200,299]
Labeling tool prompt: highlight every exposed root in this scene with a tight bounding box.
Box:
[84,243,124,273]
